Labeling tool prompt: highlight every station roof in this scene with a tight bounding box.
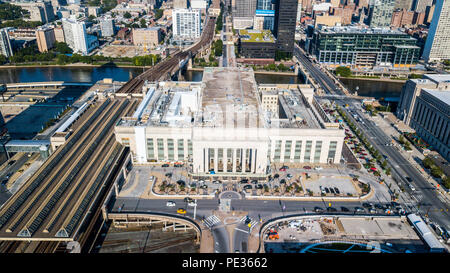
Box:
[239,29,275,43]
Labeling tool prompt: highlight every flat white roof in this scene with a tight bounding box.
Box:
[422,89,450,106]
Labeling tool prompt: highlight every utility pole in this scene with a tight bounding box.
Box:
[193,199,197,220]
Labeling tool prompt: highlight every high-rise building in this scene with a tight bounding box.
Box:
[368,0,395,28]
[173,0,188,8]
[274,0,298,57]
[36,26,56,52]
[422,0,450,62]
[173,9,202,39]
[12,1,55,23]
[100,18,116,37]
[54,26,65,42]
[0,28,13,58]
[254,0,275,31]
[62,18,98,55]
[412,0,433,13]
[235,0,257,17]
[257,0,272,10]
[395,0,414,10]
[311,26,420,68]
[424,4,435,24]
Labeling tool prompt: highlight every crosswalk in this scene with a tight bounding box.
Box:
[239,216,259,231]
[203,215,221,228]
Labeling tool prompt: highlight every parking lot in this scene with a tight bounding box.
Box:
[303,175,358,196]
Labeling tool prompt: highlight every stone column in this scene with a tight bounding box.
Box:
[241,148,246,173]
[214,148,218,173]
[232,148,237,173]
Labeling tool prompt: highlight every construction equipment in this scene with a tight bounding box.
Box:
[268,229,279,240]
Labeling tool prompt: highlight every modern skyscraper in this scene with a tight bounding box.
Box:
[422,0,450,62]
[254,0,275,31]
[0,28,13,58]
[173,9,202,39]
[274,0,298,57]
[368,0,395,28]
[235,0,257,17]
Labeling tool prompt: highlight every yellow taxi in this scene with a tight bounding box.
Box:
[177,208,186,214]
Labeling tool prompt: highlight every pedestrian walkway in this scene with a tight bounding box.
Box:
[239,216,259,231]
[203,215,221,229]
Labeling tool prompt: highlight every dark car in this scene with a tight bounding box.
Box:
[324,187,330,193]
[1,178,8,185]
[375,204,384,210]
[243,185,252,190]
[199,185,208,189]
[274,174,280,179]
[362,202,372,208]
[279,179,286,184]
[314,207,324,213]
[7,160,15,166]
[391,201,400,207]
[281,165,289,169]
[184,197,193,203]
[304,166,312,169]
[405,177,412,182]
[329,187,335,194]
[334,187,340,194]
[162,164,170,167]
[251,180,258,184]
[176,180,185,185]
[327,207,337,212]
[240,179,249,184]
[341,206,349,212]
[165,173,172,178]
[174,163,183,167]
[255,184,263,189]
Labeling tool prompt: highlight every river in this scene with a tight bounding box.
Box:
[0,67,405,99]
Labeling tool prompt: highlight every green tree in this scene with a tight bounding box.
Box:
[431,167,443,178]
[154,9,164,20]
[335,66,352,77]
[124,12,132,19]
[0,54,7,64]
[54,42,73,54]
[140,18,147,28]
[0,3,30,20]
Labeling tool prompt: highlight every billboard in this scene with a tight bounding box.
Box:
[255,9,275,16]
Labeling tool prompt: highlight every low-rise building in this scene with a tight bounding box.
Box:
[132,27,161,47]
[114,67,345,178]
[397,74,450,160]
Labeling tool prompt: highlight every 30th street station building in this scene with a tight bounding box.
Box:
[114,67,344,178]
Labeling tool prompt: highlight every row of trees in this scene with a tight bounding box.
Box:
[335,66,352,77]
[336,106,391,176]
[0,19,43,29]
[422,157,449,188]
[398,134,412,151]
[0,3,29,20]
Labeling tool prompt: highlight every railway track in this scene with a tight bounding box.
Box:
[117,16,216,94]
[0,98,139,248]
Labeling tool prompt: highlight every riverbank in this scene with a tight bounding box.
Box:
[188,67,296,75]
[0,63,151,69]
[338,76,407,83]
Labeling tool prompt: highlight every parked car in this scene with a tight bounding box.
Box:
[188,201,197,207]
[166,201,176,207]
[369,208,376,214]
[314,167,323,170]
[212,180,221,184]
[354,207,365,212]
[199,185,208,189]
[274,174,280,179]
[334,187,340,194]
[251,180,258,184]
[7,160,15,166]
[243,185,252,190]
[162,164,170,167]
[341,206,349,212]
[240,179,249,184]
[329,188,335,194]
[255,184,263,189]
[279,167,287,171]
[304,166,311,169]
[176,180,185,186]
[362,202,372,208]
[324,187,330,193]
[286,174,293,179]
[165,173,172,178]
[327,207,337,212]
[1,178,8,185]
[279,179,286,184]
[184,197,193,203]
[375,204,384,210]
[405,177,412,182]
[314,207,324,213]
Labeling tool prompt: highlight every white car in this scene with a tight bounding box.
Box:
[314,167,323,170]
[188,201,197,207]
[166,201,176,207]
